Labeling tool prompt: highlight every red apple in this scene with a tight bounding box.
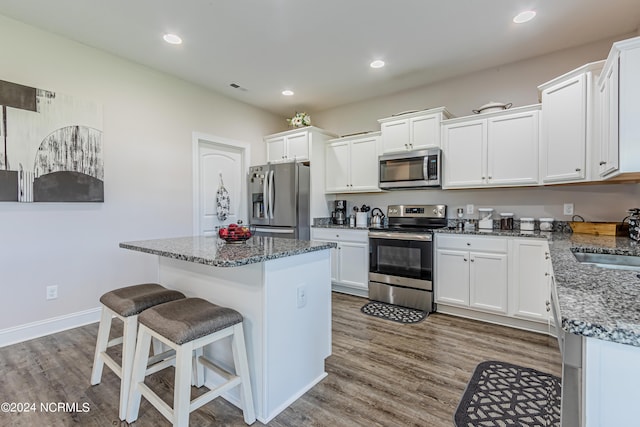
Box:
[218,228,228,238]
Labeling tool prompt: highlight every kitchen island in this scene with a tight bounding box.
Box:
[119,235,335,423]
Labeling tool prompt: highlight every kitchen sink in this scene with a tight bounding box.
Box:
[572,252,640,271]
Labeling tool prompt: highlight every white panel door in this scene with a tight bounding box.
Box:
[598,59,619,177]
[541,74,587,182]
[266,136,286,163]
[349,136,379,191]
[380,119,409,153]
[511,239,549,322]
[411,114,440,149]
[325,141,350,192]
[469,252,508,314]
[435,249,469,306]
[337,242,368,290]
[286,131,310,161]
[195,135,248,236]
[487,111,539,186]
[443,119,486,188]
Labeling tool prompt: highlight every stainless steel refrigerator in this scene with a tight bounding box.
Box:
[248,162,310,239]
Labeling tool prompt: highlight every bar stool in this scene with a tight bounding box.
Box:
[90,283,186,420]
[126,297,256,426]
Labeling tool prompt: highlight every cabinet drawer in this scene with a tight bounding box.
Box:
[311,228,369,243]
[436,234,507,252]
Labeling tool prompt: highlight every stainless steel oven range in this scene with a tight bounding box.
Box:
[368,204,447,312]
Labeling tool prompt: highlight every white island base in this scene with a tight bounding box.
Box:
[156,250,331,423]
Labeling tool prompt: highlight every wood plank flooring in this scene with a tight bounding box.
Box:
[0,293,560,426]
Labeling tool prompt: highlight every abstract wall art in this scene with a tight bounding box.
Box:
[0,79,103,202]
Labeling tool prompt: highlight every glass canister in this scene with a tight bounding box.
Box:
[500,213,514,230]
[539,217,554,231]
[629,208,640,241]
[520,218,535,231]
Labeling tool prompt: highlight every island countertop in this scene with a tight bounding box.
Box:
[547,233,640,347]
[119,235,336,268]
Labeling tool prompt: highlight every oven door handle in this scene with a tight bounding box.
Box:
[368,231,432,241]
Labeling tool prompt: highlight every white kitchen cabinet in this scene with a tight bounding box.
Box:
[435,234,508,315]
[597,36,640,180]
[310,228,369,297]
[377,107,452,154]
[538,61,603,183]
[325,132,381,193]
[264,127,338,220]
[266,130,310,163]
[442,105,540,189]
[509,238,550,323]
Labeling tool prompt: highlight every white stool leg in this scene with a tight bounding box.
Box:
[231,323,256,425]
[90,306,113,385]
[192,347,205,387]
[126,325,152,423]
[173,342,194,427]
[119,315,138,420]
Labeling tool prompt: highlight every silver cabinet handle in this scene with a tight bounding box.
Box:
[466,242,471,246]
[599,161,606,165]
[575,168,581,171]
[545,272,550,276]
[463,258,468,262]
[470,258,475,262]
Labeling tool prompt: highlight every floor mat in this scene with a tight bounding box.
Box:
[360,301,428,324]
[455,360,561,427]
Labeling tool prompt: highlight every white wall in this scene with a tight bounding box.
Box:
[0,14,284,334]
[313,33,640,222]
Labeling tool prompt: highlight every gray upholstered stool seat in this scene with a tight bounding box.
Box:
[100,283,186,317]
[127,297,256,426]
[139,297,243,345]
[91,283,186,421]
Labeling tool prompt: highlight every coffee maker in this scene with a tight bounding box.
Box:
[332,200,347,225]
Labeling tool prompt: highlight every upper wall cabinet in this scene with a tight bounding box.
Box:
[598,36,640,180]
[538,61,604,184]
[377,107,452,154]
[442,105,540,189]
[266,129,312,163]
[325,132,381,193]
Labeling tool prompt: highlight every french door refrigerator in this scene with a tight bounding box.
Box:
[248,162,310,239]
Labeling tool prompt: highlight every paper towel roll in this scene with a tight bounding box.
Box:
[356,212,368,228]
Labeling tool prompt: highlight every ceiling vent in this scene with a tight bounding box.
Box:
[229,83,248,92]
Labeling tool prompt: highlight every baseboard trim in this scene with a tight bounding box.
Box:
[0,307,101,348]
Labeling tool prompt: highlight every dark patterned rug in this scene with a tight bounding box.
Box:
[360,301,428,324]
[455,360,561,427]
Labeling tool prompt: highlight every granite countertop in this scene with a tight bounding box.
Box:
[547,233,640,347]
[120,236,336,268]
[312,224,370,230]
[433,227,552,239]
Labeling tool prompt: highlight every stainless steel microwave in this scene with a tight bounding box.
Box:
[378,148,441,189]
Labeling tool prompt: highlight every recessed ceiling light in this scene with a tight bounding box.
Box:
[370,60,385,69]
[513,10,536,24]
[163,33,183,45]
[282,90,294,96]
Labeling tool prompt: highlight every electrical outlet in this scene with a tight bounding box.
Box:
[563,203,574,216]
[297,285,307,308]
[46,285,58,300]
[466,204,474,215]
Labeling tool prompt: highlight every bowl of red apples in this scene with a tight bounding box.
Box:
[218,222,253,243]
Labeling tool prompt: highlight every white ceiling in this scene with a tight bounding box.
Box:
[1,0,639,117]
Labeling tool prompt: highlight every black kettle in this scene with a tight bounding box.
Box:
[370,208,385,228]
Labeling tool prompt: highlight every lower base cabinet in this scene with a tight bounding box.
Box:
[311,228,368,297]
[435,234,550,332]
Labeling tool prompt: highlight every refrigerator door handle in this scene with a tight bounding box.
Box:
[262,169,269,220]
[268,170,275,219]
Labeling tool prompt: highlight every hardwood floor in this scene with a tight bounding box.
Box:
[0,293,560,426]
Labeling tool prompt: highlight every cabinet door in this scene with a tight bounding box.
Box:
[266,136,286,163]
[598,59,619,177]
[325,141,350,193]
[510,239,549,322]
[469,252,508,314]
[349,136,380,191]
[487,111,539,186]
[442,119,486,188]
[411,114,440,149]
[541,74,587,183]
[380,119,410,153]
[435,249,469,306]
[337,242,368,290]
[286,131,310,161]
